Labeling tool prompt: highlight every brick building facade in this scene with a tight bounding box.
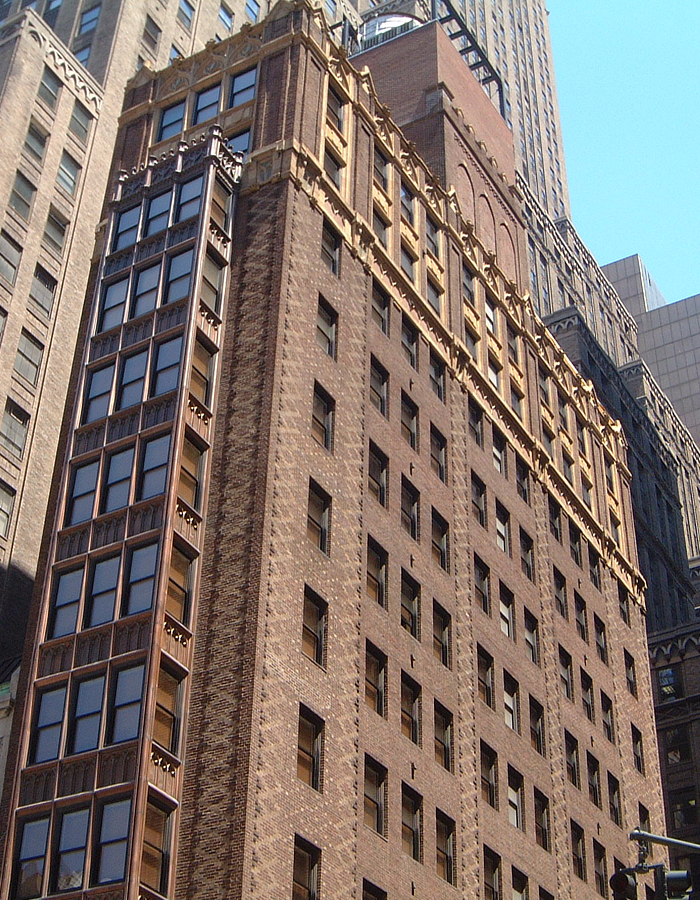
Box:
[0,4,665,899]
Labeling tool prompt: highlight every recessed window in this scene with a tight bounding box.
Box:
[373,208,388,247]
[138,433,171,500]
[368,443,387,507]
[142,800,172,895]
[462,263,475,305]
[229,66,256,109]
[177,0,194,28]
[66,459,99,525]
[307,480,331,554]
[14,330,43,385]
[13,819,49,899]
[481,741,497,807]
[79,4,99,33]
[0,400,29,459]
[554,567,568,618]
[326,85,343,132]
[176,175,203,221]
[153,665,182,754]
[429,351,446,401]
[57,151,80,196]
[515,455,530,503]
[432,508,449,570]
[400,182,414,226]
[74,45,91,66]
[245,0,259,21]
[0,232,21,286]
[571,820,586,881]
[31,685,67,762]
[426,278,442,315]
[142,14,161,52]
[311,383,334,451]
[581,670,595,722]
[401,784,422,860]
[166,545,193,624]
[117,350,147,409]
[38,66,61,109]
[10,172,36,220]
[293,836,319,900]
[43,208,68,254]
[595,615,608,664]
[434,701,452,771]
[400,392,418,450]
[608,772,621,825]
[401,477,419,540]
[369,356,388,416]
[24,121,48,161]
[158,100,186,142]
[507,766,524,828]
[624,650,637,696]
[364,756,386,835]
[371,280,389,334]
[145,190,172,237]
[499,583,515,639]
[192,83,221,125]
[477,645,494,708]
[474,555,490,613]
[164,248,193,304]
[401,315,418,369]
[178,437,204,510]
[366,536,387,608]
[524,608,539,664]
[468,400,483,446]
[218,1,233,29]
[131,261,161,318]
[324,146,342,188]
[495,502,510,554]
[321,218,341,275]
[94,799,132,885]
[503,672,519,732]
[85,555,120,628]
[565,730,580,787]
[530,696,545,755]
[365,641,386,715]
[535,790,550,850]
[0,480,15,539]
[400,569,420,637]
[575,592,588,641]
[426,216,440,258]
[297,705,324,790]
[436,811,455,884]
[108,664,145,744]
[433,601,450,667]
[69,673,105,753]
[316,296,337,358]
[401,672,420,744]
[373,145,388,190]
[302,586,327,665]
[102,446,135,513]
[400,244,415,281]
[430,425,447,482]
[122,542,159,616]
[559,646,573,700]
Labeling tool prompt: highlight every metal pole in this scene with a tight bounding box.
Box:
[630,829,700,855]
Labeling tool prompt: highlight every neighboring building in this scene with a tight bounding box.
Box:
[0,0,266,663]
[0,6,664,900]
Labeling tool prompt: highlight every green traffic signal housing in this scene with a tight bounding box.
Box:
[610,870,637,900]
[654,867,692,900]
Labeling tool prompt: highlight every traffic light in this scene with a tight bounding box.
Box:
[610,870,638,900]
[654,866,692,900]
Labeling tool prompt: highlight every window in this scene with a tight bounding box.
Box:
[485,298,497,335]
[462,263,475,305]
[364,756,386,834]
[25,121,48,161]
[535,790,550,851]
[658,666,683,702]
[152,336,183,396]
[571,593,588,643]
[429,351,446,401]
[298,706,323,790]
[74,45,91,66]
[324,147,342,188]
[515,456,529,503]
[321,218,341,274]
[589,547,601,589]
[85,555,120,628]
[581,670,594,722]
[57,152,80,196]
[554,568,567,618]
[245,0,259,21]
[138,433,170,501]
[436,811,455,884]
[665,724,691,765]
[10,172,36,219]
[0,400,29,458]
[465,326,479,360]
[495,502,510,554]
[326,85,343,131]
[430,426,447,482]
[82,364,114,424]
[301,586,326,666]
[538,366,549,406]
[123,542,159,615]
[99,278,129,332]
[569,523,582,567]
[69,674,105,753]
[94,798,131,885]
[66,460,98,525]
[43,207,68,254]
[12,817,50,899]
[520,529,534,580]
[0,231,21,284]
[484,846,501,900]
[401,478,419,539]
[177,0,194,27]
[307,481,330,553]
[129,261,161,319]
[158,100,186,141]
[144,190,171,237]
[427,279,442,315]
[524,609,539,664]
[401,785,422,860]
[510,384,523,418]
[401,315,418,369]
[30,265,56,315]
[481,742,498,807]
[38,66,61,108]
[79,3,99,33]
[112,205,139,252]
[368,443,387,507]
[587,752,602,807]
[152,666,181,754]
[601,691,615,743]
[211,179,231,234]
[503,672,519,732]
[365,642,386,715]
[507,323,519,364]
[400,182,414,226]
[624,651,637,697]
[604,456,615,492]
[141,801,171,895]
[595,615,608,664]
[109,664,145,744]
[608,772,622,826]
[316,296,337,358]
[14,330,43,385]
[311,383,334,450]
[469,400,483,446]
[529,696,545,755]
[593,841,607,898]
[142,14,161,51]
[373,145,388,190]
[488,358,501,391]
[425,217,440,258]
[632,725,644,773]
[571,821,586,881]
[400,569,420,637]
[293,837,319,900]
[492,428,507,475]
[366,537,387,606]
[433,601,450,667]
[102,446,134,513]
[363,880,386,900]
[400,392,418,449]
[115,350,146,410]
[31,684,66,762]
[191,83,221,126]
[371,280,389,334]
[559,647,573,700]
[477,645,494,708]
[670,789,698,829]
[400,244,415,281]
[618,581,631,625]
[166,545,192,624]
[508,767,524,830]
[49,806,90,892]
[565,731,580,788]
[48,566,83,639]
[499,583,515,639]
[434,702,452,771]
[474,555,490,613]
[548,498,562,542]
[401,672,420,744]
[432,510,449,570]
[562,452,574,485]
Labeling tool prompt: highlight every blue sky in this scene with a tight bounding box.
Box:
[547,1,700,304]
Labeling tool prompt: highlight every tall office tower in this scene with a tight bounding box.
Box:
[0,5,664,898]
[0,0,263,662]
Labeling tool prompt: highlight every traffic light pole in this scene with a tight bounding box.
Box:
[629,830,700,857]
[610,829,700,900]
